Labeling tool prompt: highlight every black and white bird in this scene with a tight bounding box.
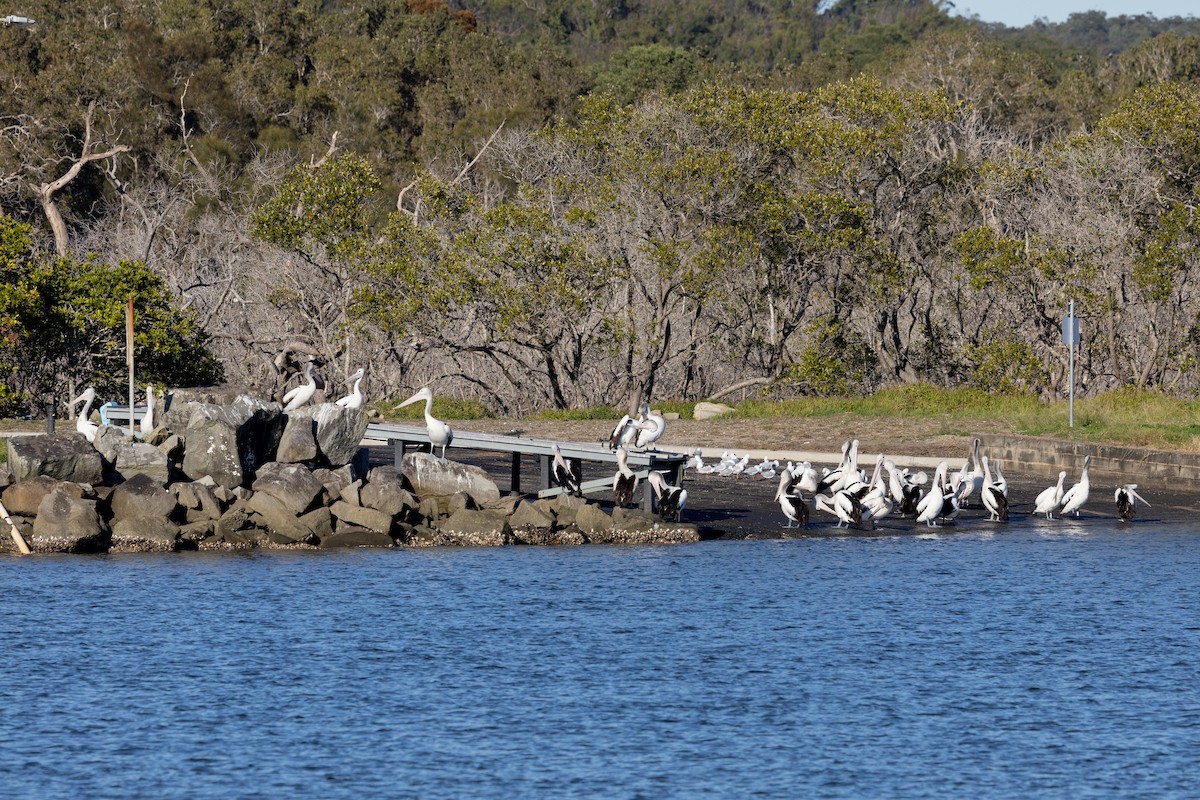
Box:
[980,455,1009,522]
[647,470,687,522]
[398,386,453,460]
[283,360,319,411]
[551,442,582,497]
[1060,456,1092,517]
[774,467,808,529]
[612,446,638,507]
[1115,484,1150,522]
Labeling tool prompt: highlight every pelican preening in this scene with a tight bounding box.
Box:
[608,400,667,451]
[282,360,319,411]
[335,367,366,409]
[1033,472,1067,519]
[551,443,582,497]
[612,446,638,508]
[398,386,453,460]
[774,467,809,529]
[1115,484,1150,522]
[1059,455,1092,518]
[647,470,687,522]
[72,387,99,443]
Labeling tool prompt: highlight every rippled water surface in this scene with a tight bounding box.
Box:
[3,525,1199,798]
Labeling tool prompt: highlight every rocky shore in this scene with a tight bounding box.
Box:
[0,390,697,555]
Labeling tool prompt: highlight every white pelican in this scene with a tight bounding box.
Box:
[960,438,984,506]
[398,386,453,459]
[831,489,863,528]
[633,406,666,449]
[335,367,365,409]
[612,446,638,507]
[139,383,156,437]
[916,461,955,527]
[551,443,582,497]
[282,360,319,411]
[72,387,98,443]
[774,468,808,529]
[608,409,643,450]
[979,456,1009,522]
[992,459,1008,497]
[1059,456,1092,517]
[1033,472,1067,519]
[647,470,687,522]
[1115,484,1150,522]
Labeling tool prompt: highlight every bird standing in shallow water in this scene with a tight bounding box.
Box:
[1059,456,1092,518]
[1115,484,1150,522]
[1034,471,1067,519]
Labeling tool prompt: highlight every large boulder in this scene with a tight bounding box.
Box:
[360,467,417,517]
[6,433,103,484]
[437,508,512,547]
[275,407,319,464]
[176,396,285,488]
[112,440,170,485]
[313,404,368,466]
[110,516,181,553]
[693,401,734,420]
[401,452,500,507]
[252,461,324,516]
[246,491,317,543]
[320,529,394,548]
[174,482,224,523]
[30,489,108,553]
[329,501,394,534]
[108,473,179,522]
[2,475,88,517]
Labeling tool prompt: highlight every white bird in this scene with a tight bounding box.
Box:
[633,406,666,449]
[335,367,365,409]
[139,383,156,437]
[684,449,706,474]
[1115,484,1150,522]
[551,442,581,497]
[72,387,99,443]
[398,386,453,459]
[1033,471,1067,519]
[1059,455,1092,517]
[960,438,984,506]
[608,411,643,450]
[282,360,319,411]
[916,461,956,527]
[979,455,1009,522]
[992,459,1008,497]
[647,470,687,522]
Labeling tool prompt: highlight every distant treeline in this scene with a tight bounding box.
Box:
[2,0,1200,414]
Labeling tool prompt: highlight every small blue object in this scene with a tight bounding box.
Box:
[99,401,116,426]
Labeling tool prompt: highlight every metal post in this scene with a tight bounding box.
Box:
[45,400,55,434]
[126,296,135,435]
[1068,299,1075,428]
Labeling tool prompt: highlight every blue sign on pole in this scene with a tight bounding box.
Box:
[1061,317,1081,347]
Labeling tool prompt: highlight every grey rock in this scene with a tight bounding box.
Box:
[276,407,319,463]
[6,433,104,484]
[339,479,363,507]
[174,482,224,522]
[329,500,394,534]
[403,524,438,547]
[247,491,314,541]
[0,465,12,489]
[109,473,179,521]
[143,427,175,447]
[574,503,613,535]
[447,491,475,517]
[177,397,285,488]
[508,500,555,530]
[313,404,369,467]
[113,440,170,485]
[401,452,500,507]
[252,461,324,515]
[319,529,394,549]
[30,490,108,553]
[487,496,521,516]
[693,401,735,420]
[360,467,417,517]
[215,500,255,538]
[312,467,351,501]
[437,509,513,547]
[299,506,334,539]
[3,475,75,516]
[93,425,127,468]
[178,519,216,543]
[110,516,181,553]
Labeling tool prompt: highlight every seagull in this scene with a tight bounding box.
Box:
[1115,484,1150,522]
[1059,456,1092,518]
[551,443,582,497]
[282,360,319,411]
[398,386,453,459]
[1033,472,1067,519]
[335,367,365,409]
[72,387,99,443]
[647,470,687,522]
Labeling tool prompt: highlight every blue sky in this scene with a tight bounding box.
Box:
[950,0,1198,27]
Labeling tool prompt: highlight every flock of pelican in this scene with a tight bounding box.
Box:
[716,437,1153,530]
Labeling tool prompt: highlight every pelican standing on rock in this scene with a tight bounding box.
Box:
[335,367,365,409]
[72,387,99,443]
[398,386,453,460]
[139,383,157,437]
[1059,456,1092,518]
[1115,484,1150,522]
[647,470,687,522]
[282,360,319,411]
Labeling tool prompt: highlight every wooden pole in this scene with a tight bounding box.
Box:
[126,296,135,435]
[0,498,31,555]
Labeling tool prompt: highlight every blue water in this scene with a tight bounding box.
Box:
[2,526,1199,799]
